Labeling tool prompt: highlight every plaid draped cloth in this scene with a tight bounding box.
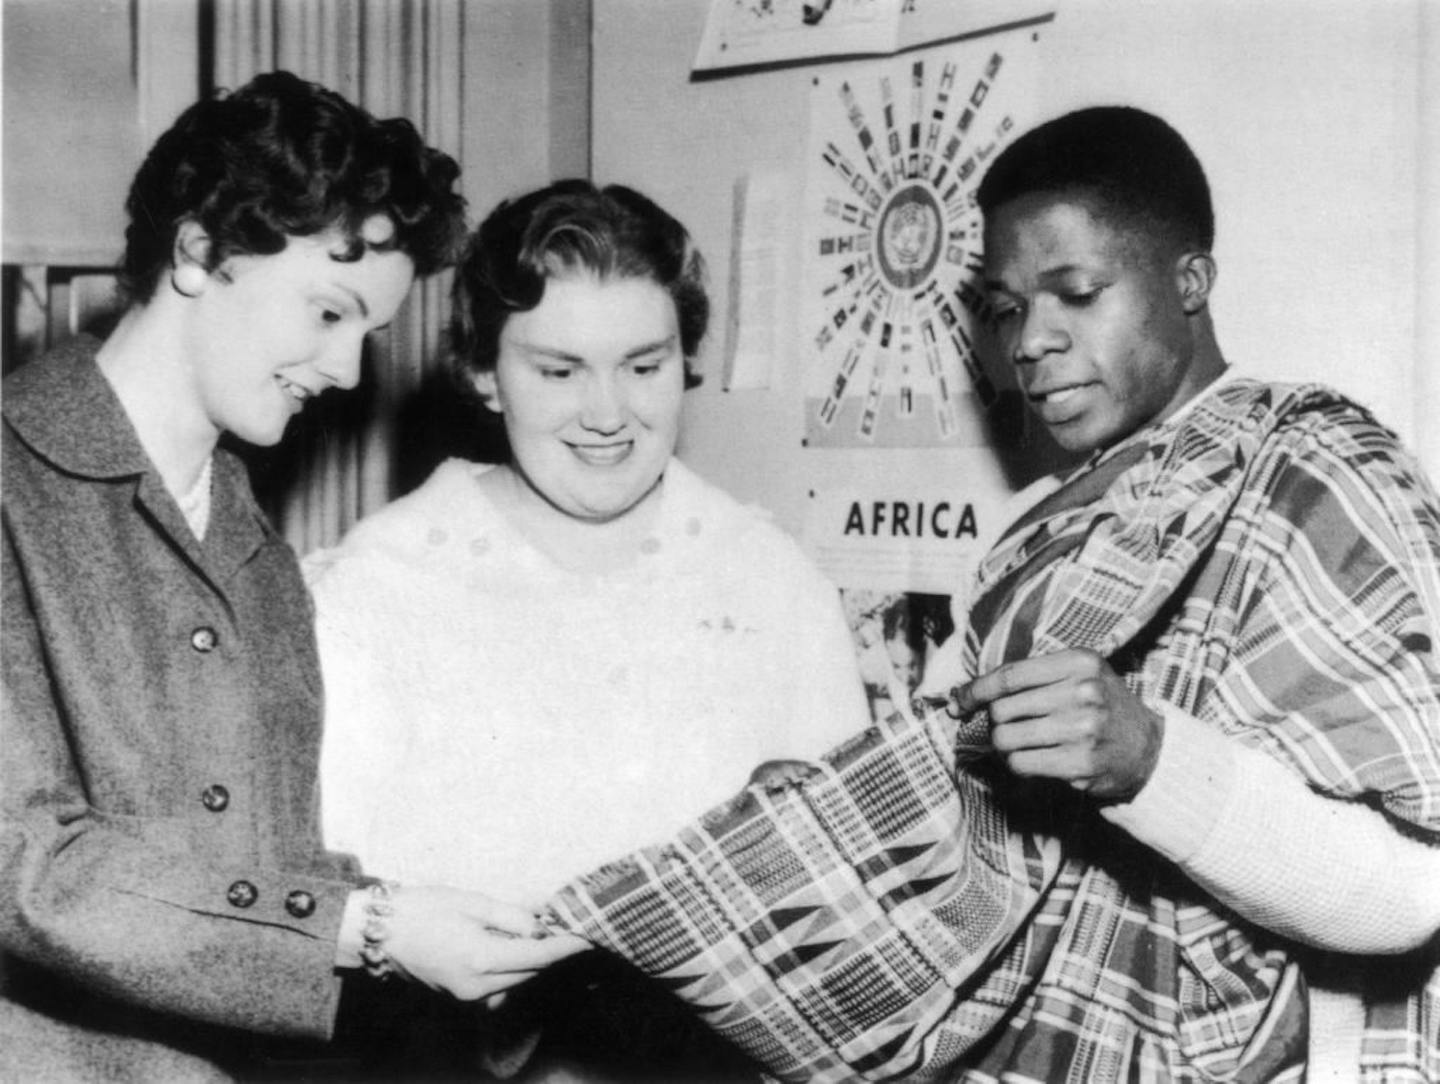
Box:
[546,379,1440,1082]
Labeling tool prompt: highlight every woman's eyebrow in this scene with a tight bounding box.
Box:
[624,334,678,359]
[506,335,678,363]
[324,282,371,319]
[511,341,585,363]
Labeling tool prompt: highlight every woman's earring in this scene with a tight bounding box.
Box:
[472,373,503,413]
[171,263,208,297]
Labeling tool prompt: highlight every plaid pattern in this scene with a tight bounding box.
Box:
[549,707,1060,1082]
[548,380,1440,1082]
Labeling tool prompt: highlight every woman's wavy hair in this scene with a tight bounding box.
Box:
[449,180,708,390]
[118,70,467,302]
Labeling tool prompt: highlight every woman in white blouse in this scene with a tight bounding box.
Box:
[306,180,870,1080]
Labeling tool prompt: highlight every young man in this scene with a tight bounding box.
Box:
[546,107,1440,1084]
[954,103,1440,1081]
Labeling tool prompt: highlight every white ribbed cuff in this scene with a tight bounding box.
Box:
[1105,702,1440,954]
[1100,702,1237,864]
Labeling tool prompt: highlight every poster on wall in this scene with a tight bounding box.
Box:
[797,24,1048,678]
[802,445,1019,722]
[801,450,1006,594]
[840,586,960,724]
[693,0,1052,76]
[800,26,1043,449]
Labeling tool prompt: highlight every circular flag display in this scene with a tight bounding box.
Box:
[802,32,1039,447]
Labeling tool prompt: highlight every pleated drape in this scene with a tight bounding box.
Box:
[212,0,465,554]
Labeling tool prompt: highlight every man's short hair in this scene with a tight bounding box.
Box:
[977,105,1214,254]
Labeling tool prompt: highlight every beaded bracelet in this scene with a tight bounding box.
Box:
[359,881,399,980]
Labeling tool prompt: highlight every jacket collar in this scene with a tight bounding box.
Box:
[3,335,152,478]
[4,336,279,581]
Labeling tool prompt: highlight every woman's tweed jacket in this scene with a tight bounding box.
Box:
[1,339,364,1080]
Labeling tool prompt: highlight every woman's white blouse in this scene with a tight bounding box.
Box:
[305,458,870,904]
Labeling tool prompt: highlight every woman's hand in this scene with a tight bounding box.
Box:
[338,885,589,1000]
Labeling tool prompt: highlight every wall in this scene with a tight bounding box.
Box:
[1419,0,1440,479]
[458,0,591,227]
[3,0,142,266]
[592,0,1437,537]
[0,0,578,269]
[3,0,200,266]
[1035,0,1425,461]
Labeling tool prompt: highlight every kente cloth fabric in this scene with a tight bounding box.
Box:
[547,379,1440,1083]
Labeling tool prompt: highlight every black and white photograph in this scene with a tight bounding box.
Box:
[3,0,1438,1080]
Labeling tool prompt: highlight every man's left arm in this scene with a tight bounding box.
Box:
[955,416,1440,953]
[953,649,1440,954]
[1104,699,1440,954]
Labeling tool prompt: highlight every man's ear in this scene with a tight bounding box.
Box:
[470,370,503,414]
[1175,251,1217,315]
[170,220,214,297]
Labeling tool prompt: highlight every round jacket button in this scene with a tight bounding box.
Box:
[190,627,219,653]
[226,880,258,909]
[200,785,229,812]
[285,890,317,919]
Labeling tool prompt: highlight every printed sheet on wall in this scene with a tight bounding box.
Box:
[693,0,1052,75]
[797,23,1049,713]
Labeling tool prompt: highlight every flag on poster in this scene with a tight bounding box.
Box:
[800,24,1045,449]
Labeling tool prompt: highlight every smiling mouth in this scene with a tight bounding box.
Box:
[277,376,315,404]
[1031,382,1097,405]
[1030,383,1088,403]
[569,441,633,467]
[1027,383,1097,423]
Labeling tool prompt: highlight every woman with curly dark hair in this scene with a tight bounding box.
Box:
[0,72,583,1081]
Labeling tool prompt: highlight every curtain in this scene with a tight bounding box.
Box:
[212,0,465,554]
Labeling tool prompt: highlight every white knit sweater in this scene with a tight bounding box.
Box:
[1102,696,1440,1078]
[305,458,871,905]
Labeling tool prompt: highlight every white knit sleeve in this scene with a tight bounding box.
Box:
[1102,703,1440,953]
[779,562,873,761]
[305,549,412,863]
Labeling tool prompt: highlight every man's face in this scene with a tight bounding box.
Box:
[982,194,1204,456]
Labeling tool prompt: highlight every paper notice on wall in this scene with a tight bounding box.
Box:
[723,169,791,391]
[801,446,1015,598]
[693,0,1052,76]
[804,444,1025,710]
